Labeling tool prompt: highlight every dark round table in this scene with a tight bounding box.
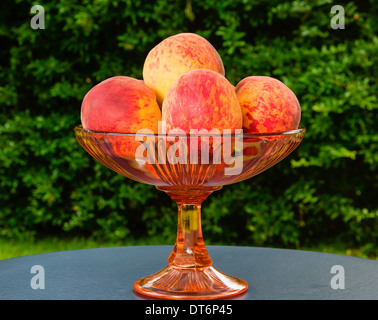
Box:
[0,245,377,300]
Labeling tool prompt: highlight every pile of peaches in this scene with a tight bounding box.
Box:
[81,33,301,135]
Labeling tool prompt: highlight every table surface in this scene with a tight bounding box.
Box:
[0,245,377,300]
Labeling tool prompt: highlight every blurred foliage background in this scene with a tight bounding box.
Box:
[0,0,377,258]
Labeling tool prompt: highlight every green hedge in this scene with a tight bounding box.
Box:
[1,0,377,256]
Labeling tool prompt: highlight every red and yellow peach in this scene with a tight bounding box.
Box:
[236,76,301,133]
[143,33,225,106]
[162,69,242,133]
[81,76,161,134]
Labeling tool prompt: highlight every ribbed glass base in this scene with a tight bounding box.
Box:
[133,265,247,300]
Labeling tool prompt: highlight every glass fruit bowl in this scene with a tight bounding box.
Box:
[74,124,305,299]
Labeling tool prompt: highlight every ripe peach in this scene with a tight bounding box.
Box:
[143,33,225,106]
[235,76,301,133]
[81,76,161,161]
[162,69,242,133]
[81,76,161,134]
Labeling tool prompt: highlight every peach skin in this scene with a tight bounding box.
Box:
[81,76,161,134]
[162,69,242,133]
[143,33,225,106]
[236,76,301,133]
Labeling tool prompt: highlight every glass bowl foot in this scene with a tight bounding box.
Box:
[133,265,248,300]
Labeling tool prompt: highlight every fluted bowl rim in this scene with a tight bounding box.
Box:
[74,124,305,137]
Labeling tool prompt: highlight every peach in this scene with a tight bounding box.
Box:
[143,33,225,106]
[235,76,301,133]
[81,76,161,133]
[81,76,162,161]
[162,69,242,133]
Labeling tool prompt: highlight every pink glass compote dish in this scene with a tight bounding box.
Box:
[74,124,305,299]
